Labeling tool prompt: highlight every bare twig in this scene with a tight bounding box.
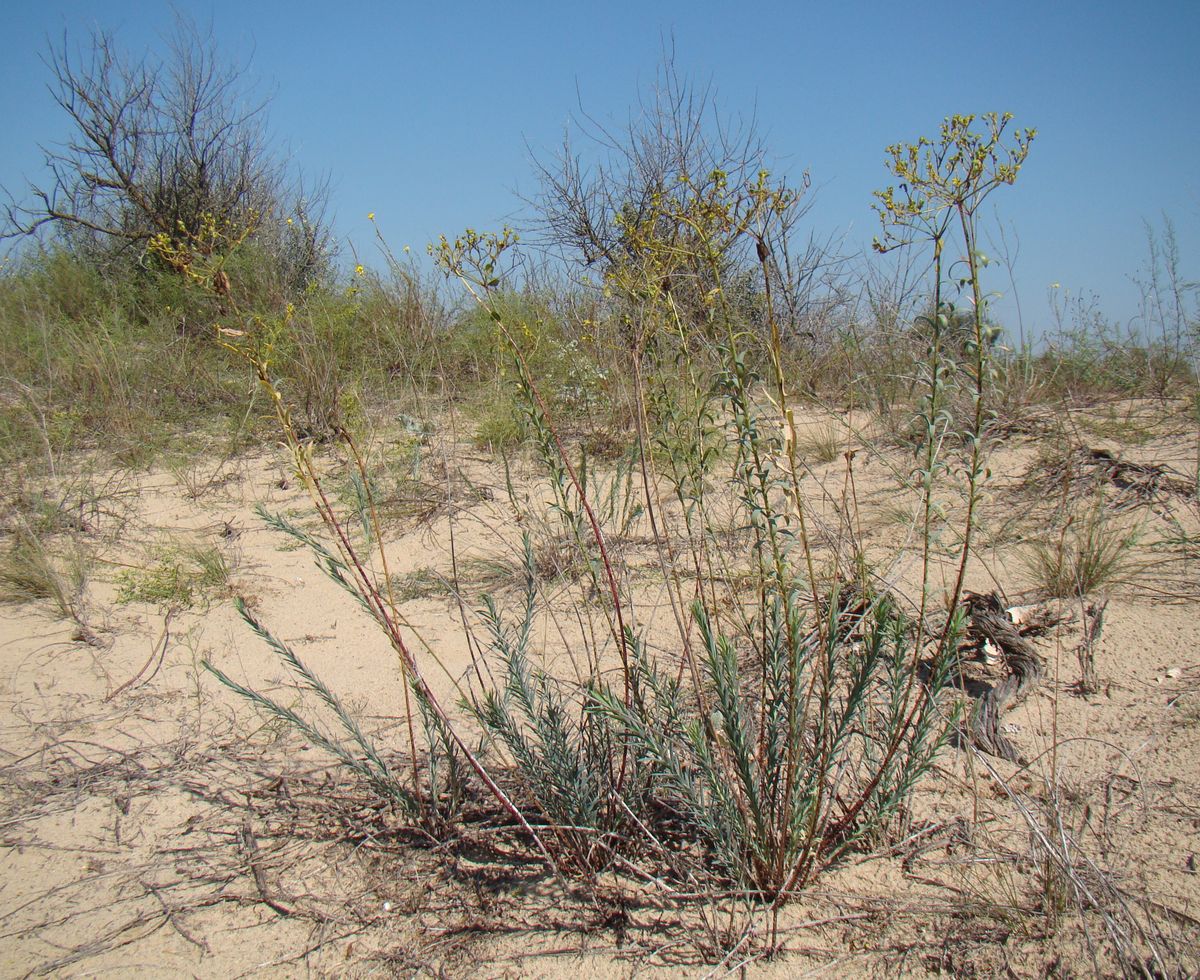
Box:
[237,817,295,917]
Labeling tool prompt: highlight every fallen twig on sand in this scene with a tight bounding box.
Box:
[238,817,296,917]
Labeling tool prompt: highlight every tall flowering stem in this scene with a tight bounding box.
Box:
[873,113,1035,658]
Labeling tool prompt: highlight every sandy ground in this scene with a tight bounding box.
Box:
[1,402,1198,977]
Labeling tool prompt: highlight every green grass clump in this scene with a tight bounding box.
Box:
[795,423,845,464]
[1025,503,1140,597]
[390,567,451,602]
[0,526,90,621]
[116,543,233,608]
[471,391,525,450]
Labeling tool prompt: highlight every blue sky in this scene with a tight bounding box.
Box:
[2,0,1197,339]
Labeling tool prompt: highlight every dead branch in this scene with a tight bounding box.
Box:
[1029,446,1196,511]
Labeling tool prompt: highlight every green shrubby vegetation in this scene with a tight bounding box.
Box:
[190,106,1034,912]
[2,214,1194,472]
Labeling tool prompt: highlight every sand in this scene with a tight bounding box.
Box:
[1,403,1197,976]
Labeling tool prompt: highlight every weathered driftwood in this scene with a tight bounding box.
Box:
[965,592,1044,763]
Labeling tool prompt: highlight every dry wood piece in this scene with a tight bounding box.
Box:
[1075,598,1109,695]
[964,592,1044,763]
[1006,600,1075,637]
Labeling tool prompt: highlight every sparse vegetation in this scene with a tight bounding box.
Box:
[1025,501,1141,598]
[116,540,234,608]
[0,31,1197,979]
[0,520,91,622]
